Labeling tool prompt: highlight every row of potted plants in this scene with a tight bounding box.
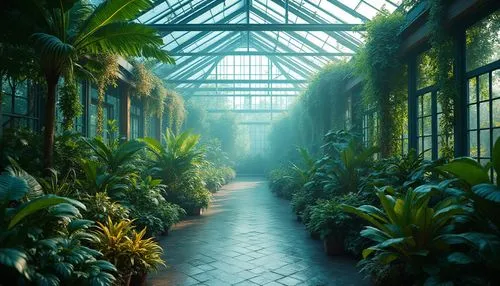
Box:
[269,130,500,285]
[0,127,236,285]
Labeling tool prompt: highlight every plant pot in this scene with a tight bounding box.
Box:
[189,207,204,216]
[323,235,345,256]
[310,231,320,240]
[161,228,169,236]
[129,272,147,286]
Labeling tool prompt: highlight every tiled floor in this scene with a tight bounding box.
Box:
[148,177,368,286]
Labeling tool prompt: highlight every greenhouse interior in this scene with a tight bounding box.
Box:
[1,0,500,285]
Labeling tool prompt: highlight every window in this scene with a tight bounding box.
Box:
[362,108,379,148]
[1,79,39,130]
[466,11,500,166]
[147,115,160,139]
[130,98,143,139]
[414,50,446,160]
[89,86,121,139]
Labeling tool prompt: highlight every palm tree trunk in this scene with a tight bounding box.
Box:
[43,76,58,170]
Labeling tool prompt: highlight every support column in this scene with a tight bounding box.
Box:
[454,30,467,157]
[120,86,131,141]
[408,55,418,152]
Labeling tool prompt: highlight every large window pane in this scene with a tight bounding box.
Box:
[466,11,500,72]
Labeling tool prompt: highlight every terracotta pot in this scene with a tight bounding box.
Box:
[323,235,345,256]
[129,272,147,286]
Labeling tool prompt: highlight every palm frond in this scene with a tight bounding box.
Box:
[77,22,172,63]
[77,0,154,45]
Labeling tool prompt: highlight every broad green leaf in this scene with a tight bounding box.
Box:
[9,195,85,229]
[447,252,474,265]
[472,183,500,203]
[0,248,28,275]
[437,158,489,186]
[0,175,28,202]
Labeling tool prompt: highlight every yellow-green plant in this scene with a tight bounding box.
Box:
[94,217,165,278]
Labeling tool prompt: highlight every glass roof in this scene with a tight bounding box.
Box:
[134,0,402,126]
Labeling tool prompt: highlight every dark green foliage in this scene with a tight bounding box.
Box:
[0,168,116,285]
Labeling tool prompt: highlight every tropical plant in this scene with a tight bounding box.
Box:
[342,184,499,284]
[94,217,165,283]
[123,176,185,236]
[143,129,204,185]
[27,0,174,169]
[306,193,370,255]
[0,169,116,285]
[83,136,146,176]
[81,192,129,223]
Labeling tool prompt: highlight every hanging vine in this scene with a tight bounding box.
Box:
[428,0,455,159]
[356,12,407,157]
[95,54,119,136]
[164,90,186,135]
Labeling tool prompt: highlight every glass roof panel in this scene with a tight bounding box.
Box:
[137,0,403,126]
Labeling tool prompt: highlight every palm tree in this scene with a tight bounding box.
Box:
[30,0,174,169]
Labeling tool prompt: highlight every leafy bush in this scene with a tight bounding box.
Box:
[81,192,129,223]
[306,193,370,255]
[0,169,116,285]
[123,176,185,236]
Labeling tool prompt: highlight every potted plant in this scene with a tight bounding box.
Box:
[307,193,366,256]
[94,217,166,286]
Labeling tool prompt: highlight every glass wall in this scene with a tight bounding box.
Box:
[465,11,500,165]
[1,79,39,130]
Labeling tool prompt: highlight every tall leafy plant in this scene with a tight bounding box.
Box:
[29,0,174,169]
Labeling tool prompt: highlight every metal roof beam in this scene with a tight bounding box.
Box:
[149,23,363,31]
[166,79,307,84]
[207,109,288,113]
[172,51,352,56]
[327,0,369,22]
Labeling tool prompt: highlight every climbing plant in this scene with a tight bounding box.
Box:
[356,12,407,157]
[59,71,81,130]
[95,54,119,136]
[428,0,455,159]
[164,90,186,135]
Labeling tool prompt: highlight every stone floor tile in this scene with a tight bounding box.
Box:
[148,178,367,286]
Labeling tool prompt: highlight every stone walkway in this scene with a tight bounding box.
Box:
[149,177,368,286]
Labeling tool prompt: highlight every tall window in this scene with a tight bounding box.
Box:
[362,108,379,148]
[415,50,447,160]
[89,86,121,138]
[466,11,500,165]
[1,79,39,130]
[130,98,143,139]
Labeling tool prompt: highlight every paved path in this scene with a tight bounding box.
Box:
[149,177,368,286]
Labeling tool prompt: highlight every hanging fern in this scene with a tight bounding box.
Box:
[132,61,156,98]
[164,90,186,135]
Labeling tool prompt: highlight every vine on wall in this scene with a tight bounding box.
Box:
[428,0,455,159]
[356,12,407,157]
[132,61,186,136]
[96,54,119,136]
